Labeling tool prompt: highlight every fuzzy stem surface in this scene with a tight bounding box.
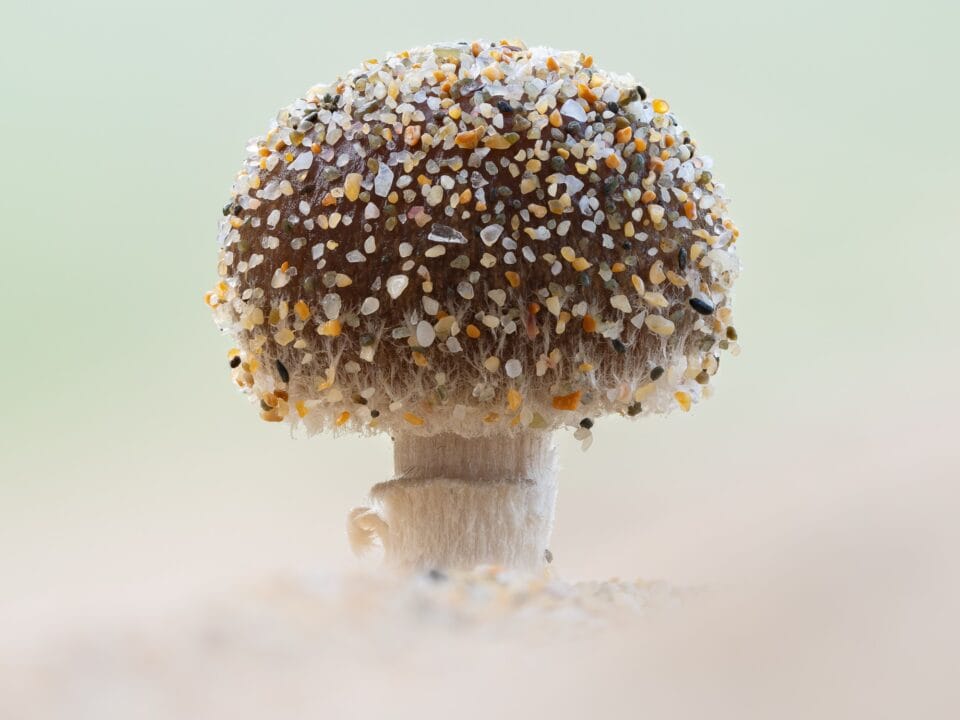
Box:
[348,432,559,571]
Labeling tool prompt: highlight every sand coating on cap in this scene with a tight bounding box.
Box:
[207,41,741,443]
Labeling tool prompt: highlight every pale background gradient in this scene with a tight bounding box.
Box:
[1,0,958,716]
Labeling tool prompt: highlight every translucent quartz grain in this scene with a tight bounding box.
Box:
[645,315,675,336]
[386,275,409,299]
[560,99,587,122]
[416,320,436,347]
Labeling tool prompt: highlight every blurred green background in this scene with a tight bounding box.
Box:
[1,0,957,639]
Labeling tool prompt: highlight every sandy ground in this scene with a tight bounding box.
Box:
[2,401,957,720]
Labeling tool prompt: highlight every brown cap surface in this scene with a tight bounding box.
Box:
[207,41,741,442]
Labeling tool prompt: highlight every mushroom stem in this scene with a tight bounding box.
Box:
[348,432,559,572]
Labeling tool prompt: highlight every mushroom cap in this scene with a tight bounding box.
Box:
[208,41,741,439]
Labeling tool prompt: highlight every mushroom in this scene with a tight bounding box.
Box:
[207,41,741,572]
